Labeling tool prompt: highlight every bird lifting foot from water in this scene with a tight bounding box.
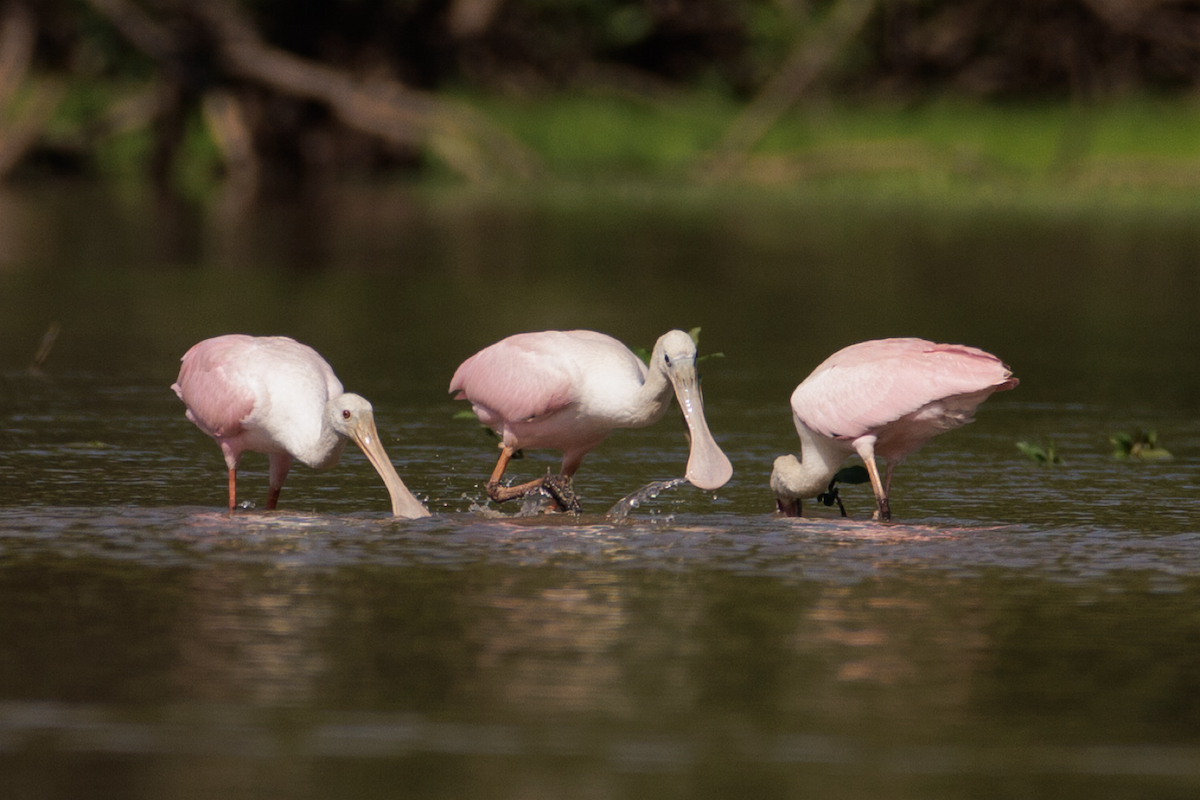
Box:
[770,338,1017,521]
[485,449,581,513]
[451,329,733,513]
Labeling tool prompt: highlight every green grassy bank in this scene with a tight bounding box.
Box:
[38,82,1200,211]
[478,93,1200,184]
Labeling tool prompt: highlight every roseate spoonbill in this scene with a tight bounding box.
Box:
[450,329,733,511]
[172,334,430,518]
[770,338,1018,521]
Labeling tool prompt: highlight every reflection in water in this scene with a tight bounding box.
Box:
[2,505,1200,798]
[474,571,628,716]
[175,564,329,708]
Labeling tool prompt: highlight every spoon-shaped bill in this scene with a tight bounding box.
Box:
[668,362,733,491]
[349,413,430,519]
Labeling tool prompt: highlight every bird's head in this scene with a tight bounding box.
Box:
[329,393,377,440]
[770,454,804,517]
[652,329,698,368]
[652,330,733,492]
[329,393,430,519]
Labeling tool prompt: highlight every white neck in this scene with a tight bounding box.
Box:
[771,420,851,500]
[624,344,675,428]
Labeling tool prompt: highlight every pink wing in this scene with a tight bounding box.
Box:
[449,331,623,423]
[793,338,1017,439]
[172,335,260,438]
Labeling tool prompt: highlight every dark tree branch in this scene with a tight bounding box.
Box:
[82,0,539,183]
[83,0,177,63]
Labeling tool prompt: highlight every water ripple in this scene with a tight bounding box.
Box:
[0,506,1197,587]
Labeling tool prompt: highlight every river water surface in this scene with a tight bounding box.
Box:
[1,184,1199,799]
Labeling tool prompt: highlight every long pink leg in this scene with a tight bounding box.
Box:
[267,453,293,511]
[220,445,243,513]
[852,437,891,522]
[486,445,548,503]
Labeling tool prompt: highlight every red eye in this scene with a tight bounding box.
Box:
[342,409,352,420]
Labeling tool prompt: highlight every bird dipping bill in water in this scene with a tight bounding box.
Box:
[173,334,430,518]
[449,329,733,511]
[770,338,1018,521]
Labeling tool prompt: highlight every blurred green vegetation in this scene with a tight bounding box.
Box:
[1110,429,1174,461]
[476,93,1200,181]
[8,0,1200,198]
[1016,440,1063,467]
[35,88,1200,211]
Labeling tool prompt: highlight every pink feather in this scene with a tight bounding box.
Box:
[794,338,1017,443]
[450,331,633,425]
[172,335,260,440]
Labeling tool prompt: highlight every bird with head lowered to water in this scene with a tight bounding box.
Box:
[771,338,1018,521]
[173,334,430,518]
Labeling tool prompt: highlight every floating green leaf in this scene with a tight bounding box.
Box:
[1110,429,1173,461]
[1016,440,1063,465]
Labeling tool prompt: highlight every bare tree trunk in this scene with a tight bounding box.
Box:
[0,1,36,101]
[0,2,63,180]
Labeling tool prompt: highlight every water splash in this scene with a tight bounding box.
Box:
[606,478,689,521]
[517,487,559,517]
